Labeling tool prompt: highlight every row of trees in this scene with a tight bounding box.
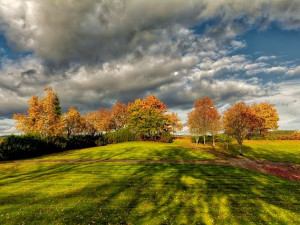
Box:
[187,97,279,154]
[13,88,279,153]
[13,88,183,140]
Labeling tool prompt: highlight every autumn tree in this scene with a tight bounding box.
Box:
[222,102,260,154]
[83,112,98,135]
[63,106,86,137]
[13,87,64,137]
[110,102,129,131]
[252,102,279,135]
[127,95,180,140]
[164,112,183,133]
[82,108,111,134]
[208,109,222,148]
[187,97,221,146]
[95,108,112,132]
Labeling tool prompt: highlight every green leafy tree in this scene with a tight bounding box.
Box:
[127,95,171,140]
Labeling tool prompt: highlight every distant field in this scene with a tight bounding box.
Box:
[0,140,300,224]
[220,140,300,164]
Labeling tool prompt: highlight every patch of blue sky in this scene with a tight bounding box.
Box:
[0,33,33,69]
[234,26,300,63]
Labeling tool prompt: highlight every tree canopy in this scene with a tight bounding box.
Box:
[127,95,182,140]
[252,102,279,135]
[222,102,261,154]
[187,97,221,146]
[13,88,64,137]
[14,89,182,141]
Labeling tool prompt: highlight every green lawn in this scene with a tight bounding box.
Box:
[221,140,300,164]
[35,141,216,161]
[0,141,300,224]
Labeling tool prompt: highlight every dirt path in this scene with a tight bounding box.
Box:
[3,157,300,182]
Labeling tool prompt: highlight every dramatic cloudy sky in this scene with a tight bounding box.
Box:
[0,0,300,135]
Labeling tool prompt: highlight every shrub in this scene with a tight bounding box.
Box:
[67,135,99,149]
[0,134,48,160]
[191,136,213,144]
[95,135,108,146]
[159,131,173,143]
[0,134,105,161]
[44,136,68,150]
[135,132,143,141]
[104,129,136,144]
[276,131,300,140]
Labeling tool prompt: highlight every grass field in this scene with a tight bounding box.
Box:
[37,141,216,161]
[218,140,300,164]
[0,140,300,224]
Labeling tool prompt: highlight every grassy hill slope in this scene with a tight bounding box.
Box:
[0,141,299,224]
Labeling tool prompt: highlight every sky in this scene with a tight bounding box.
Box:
[0,0,300,135]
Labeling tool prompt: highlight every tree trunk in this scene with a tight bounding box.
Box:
[196,136,199,145]
[212,135,215,148]
[238,141,243,155]
[203,135,206,146]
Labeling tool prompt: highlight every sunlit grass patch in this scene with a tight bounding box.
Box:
[241,140,300,164]
[28,141,216,161]
[0,162,299,224]
[0,140,299,224]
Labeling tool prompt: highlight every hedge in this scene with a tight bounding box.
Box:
[0,134,105,161]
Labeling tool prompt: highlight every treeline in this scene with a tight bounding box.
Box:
[13,88,182,140]
[0,88,182,161]
[273,131,300,140]
[0,87,285,160]
[187,97,280,154]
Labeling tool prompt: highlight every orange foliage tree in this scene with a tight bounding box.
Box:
[252,102,279,135]
[82,112,98,136]
[222,102,261,154]
[187,97,221,146]
[13,88,64,137]
[127,95,181,140]
[110,102,129,131]
[63,106,86,137]
[82,102,129,135]
[82,109,111,134]
[164,112,183,134]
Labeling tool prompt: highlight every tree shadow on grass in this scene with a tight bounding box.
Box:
[0,162,299,224]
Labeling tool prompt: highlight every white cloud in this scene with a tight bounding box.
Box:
[286,65,300,77]
[265,66,287,73]
[257,56,277,61]
[0,118,20,136]
[246,80,300,130]
[1,0,300,132]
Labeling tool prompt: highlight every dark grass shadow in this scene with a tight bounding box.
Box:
[0,162,299,224]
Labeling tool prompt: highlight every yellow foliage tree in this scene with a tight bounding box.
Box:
[164,112,183,133]
[13,88,64,137]
[82,112,98,135]
[252,102,279,135]
[63,106,86,137]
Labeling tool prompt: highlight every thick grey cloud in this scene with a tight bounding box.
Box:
[1,0,300,135]
[1,0,300,71]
